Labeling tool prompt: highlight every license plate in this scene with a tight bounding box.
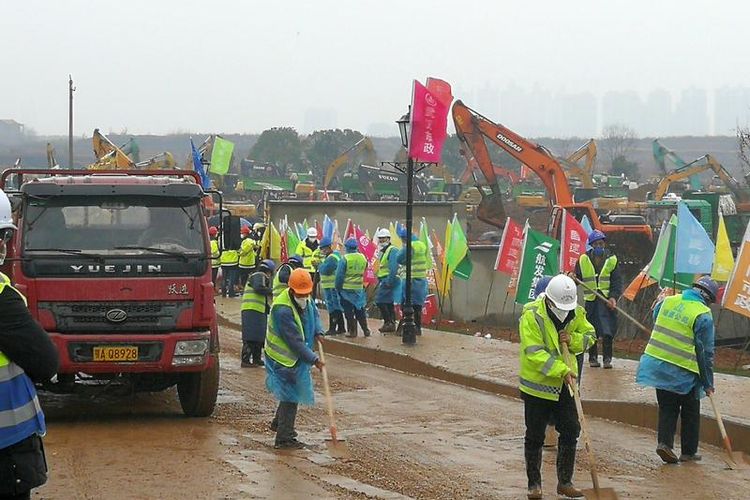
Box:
[93,346,138,362]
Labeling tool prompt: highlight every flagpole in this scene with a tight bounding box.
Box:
[480,271,497,335]
[500,291,511,339]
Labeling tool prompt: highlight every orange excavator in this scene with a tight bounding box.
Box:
[452,100,654,272]
[458,147,520,185]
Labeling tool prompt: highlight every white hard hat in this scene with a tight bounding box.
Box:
[0,190,16,230]
[545,275,578,311]
[307,227,318,238]
[375,228,391,239]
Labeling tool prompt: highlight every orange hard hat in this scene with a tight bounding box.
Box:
[208,226,218,237]
[241,226,250,235]
[288,268,313,294]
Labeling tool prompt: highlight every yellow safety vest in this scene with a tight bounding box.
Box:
[377,246,394,279]
[342,253,367,290]
[518,296,595,401]
[295,242,321,271]
[408,241,428,279]
[272,264,291,300]
[239,237,257,268]
[644,294,707,374]
[241,272,269,313]
[319,253,340,289]
[210,240,220,269]
[220,249,239,266]
[264,289,305,367]
[578,254,618,301]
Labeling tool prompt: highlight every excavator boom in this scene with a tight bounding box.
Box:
[561,139,596,189]
[653,154,748,203]
[323,137,377,189]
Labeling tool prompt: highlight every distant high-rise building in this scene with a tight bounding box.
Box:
[558,92,597,138]
[601,91,644,133]
[714,86,750,136]
[303,107,337,133]
[673,88,708,136]
[643,89,672,137]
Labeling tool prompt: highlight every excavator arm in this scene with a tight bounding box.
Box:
[561,139,596,189]
[652,154,746,201]
[90,129,135,170]
[323,137,377,189]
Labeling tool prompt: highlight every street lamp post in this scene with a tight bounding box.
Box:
[396,109,417,345]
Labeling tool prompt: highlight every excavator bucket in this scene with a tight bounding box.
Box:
[476,189,506,229]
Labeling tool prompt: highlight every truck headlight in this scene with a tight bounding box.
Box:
[174,340,208,356]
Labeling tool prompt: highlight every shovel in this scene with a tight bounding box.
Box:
[317,340,350,459]
[707,393,750,470]
[561,343,619,500]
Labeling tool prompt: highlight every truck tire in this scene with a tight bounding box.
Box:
[177,357,220,417]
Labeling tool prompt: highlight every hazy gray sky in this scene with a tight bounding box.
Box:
[2,0,749,136]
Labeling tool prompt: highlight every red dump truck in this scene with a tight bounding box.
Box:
[0,169,220,416]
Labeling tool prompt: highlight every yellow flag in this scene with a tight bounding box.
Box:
[269,222,282,261]
[438,219,453,299]
[389,222,402,249]
[259,223,270,259]
[712,212,735,282]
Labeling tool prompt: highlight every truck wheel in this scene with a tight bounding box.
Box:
[177,357,220,417]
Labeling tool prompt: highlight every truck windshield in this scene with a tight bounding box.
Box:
[23,196,205,256]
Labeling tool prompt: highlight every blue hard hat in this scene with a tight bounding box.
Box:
[397,224,407,239]
[319,236,332,248]
[259,259,276,273]
[345,237,358,249]
[693,275,719,303]
[587,229,606,245]
[288,255,303,267]
[534,275,553,298]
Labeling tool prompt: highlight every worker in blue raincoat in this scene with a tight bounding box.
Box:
[335,238,370,337]
[396,227,428,335]
[374,228,400,333]
[265,269,325,449]
[317,237,345,335]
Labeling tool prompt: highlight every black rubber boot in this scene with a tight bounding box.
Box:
[325,313,337,336]
[355,309,370,337]
[241,341,252,368]
[524,446,543,491]
[556,445,583,498]
[334,311,346,335]
[413,306,422,336]
[345,311,357,337]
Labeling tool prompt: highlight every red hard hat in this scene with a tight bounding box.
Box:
[241,226,250,235]
[208,226,218,237]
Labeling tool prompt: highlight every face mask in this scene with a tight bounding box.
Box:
[294,296,308,309]
[378,242,388,250]
[592,247,605,257]
[0,244,5,266]
[547,303,570,322]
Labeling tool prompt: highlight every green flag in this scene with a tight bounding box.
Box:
[419,218,434,269]
[515,227,560,305]
[647,217,674,282]
[209,137,234,175]
[453,251,473,280]
[446,214,468,272]
[287,226,300,258]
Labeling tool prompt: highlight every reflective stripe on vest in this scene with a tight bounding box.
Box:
[343,253,367,290]
[220,249,239,266]
[320,253,340,289]
[241,272,268,313]
[377,246,394,279]
[210,240,220,268]
[410,241,428,279]
[578,254,617,301]
[644,294,706,374]
[264,290,305,367]
[239,238,257,268]
[0,274,46,447]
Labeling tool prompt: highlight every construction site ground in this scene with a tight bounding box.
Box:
[35,297,750,499]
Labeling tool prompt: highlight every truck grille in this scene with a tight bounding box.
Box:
[39,301,192,333]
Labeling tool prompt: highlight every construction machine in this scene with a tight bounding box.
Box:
[652,139,701,190]
[561,139,597,189]
[91,129,168,171]
[46,143,59,169]
[651,154,750,210]
[322,137,377,190]
[452,100,653,275]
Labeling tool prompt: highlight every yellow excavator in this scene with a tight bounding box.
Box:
[652,154,750,210]
[560,139,596,189]
[322,137,377,189]
[90,129,174,170]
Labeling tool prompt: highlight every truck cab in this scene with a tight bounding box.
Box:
[2,169,220,417]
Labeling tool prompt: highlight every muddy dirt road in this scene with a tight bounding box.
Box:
[38,326,750,499]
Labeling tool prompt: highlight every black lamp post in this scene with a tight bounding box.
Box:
[396,109,417,345]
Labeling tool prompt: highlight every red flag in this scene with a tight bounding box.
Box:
[344,219,354,240]
[494,217,524,275]
[354,224,378,286]
[280,230,288,263]
[409,80,449,163]
[321,189,330,201]
[315,220,322,241]
[560,210,587,273]
[426,77,453,107]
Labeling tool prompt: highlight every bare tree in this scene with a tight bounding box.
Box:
[600,124,638,167]
[737,125,750,178]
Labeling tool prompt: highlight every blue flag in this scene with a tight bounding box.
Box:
[580,214,593,251]
[322,214,334,242]
[675,202,715,274]
[191,138,211,190]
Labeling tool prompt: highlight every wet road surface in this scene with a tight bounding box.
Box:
[38,325,750,499]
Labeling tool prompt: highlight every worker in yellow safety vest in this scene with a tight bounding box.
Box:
[574,229,622,369]
[238,225,258,289]
[264,269,324,449]
[396,226,429,335]
[636,276,717,464]
[335,238,369,337]
[209,226,220,288]
[241,259,276,367]
[295,227,322,300]
[518,274,595,500]
[219,231,240,298]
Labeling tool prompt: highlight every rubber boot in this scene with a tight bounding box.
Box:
[345,311,357,337]
[241,341,253,368]
[335,311,346,335]
[413,306,422,336]
[378,304,395,333]
[524,447,543,497]
[556,446,583,498]
[325,314,337,336]
[355,309,371,337]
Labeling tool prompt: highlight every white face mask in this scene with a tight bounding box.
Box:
[547,303,570,322]
[294,296,309,309]
[0,244,5,266]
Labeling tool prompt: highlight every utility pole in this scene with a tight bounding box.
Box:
[68,75,75,169]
